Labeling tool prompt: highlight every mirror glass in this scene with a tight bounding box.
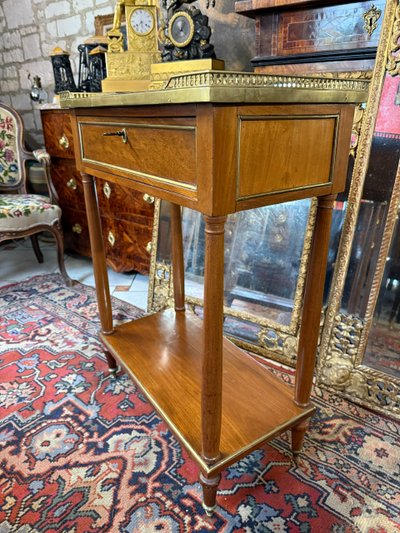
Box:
[183,200,312,326]
[153,194,352,356]
[156,199,312,328]
[364,215,400,378]
[340,72,400,375]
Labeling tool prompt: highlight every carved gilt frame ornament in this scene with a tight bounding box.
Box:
[317,0,400,418]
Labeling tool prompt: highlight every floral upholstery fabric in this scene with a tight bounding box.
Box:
[0,110,19,185]
[0,194,60,231]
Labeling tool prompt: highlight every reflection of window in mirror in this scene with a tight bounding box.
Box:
[365,216,400,378]
[342,73,400,318]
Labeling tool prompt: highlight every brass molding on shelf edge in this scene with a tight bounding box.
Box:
[58,70,370,109]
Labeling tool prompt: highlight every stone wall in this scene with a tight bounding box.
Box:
[0,0,254,148]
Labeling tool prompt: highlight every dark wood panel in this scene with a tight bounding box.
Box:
[41,109,75,159]
[96,179,154,224]
[50,158,86,211]
[101,215,152,274]
[235,0,385,70]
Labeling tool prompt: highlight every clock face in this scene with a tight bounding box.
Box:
[169,12,195,48]
[130,8,154,36]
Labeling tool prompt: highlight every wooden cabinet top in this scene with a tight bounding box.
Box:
[63,72,367,217]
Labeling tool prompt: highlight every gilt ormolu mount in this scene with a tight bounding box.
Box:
[161,0,215,61]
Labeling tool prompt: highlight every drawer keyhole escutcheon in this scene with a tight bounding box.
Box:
[59,133,69,150]
[108,231,116,247]
[103,182,112,199]
[103,128,128,144]
[143,193,155,204]
[72,223,82,234]
[67,178,77,190]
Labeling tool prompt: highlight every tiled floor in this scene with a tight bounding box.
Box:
[0,238,149,310]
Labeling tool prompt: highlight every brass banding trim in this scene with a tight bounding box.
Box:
[78,121,197,192]
[81,157,198,191]
[236,114,339,201]
[80,120,195,132]
[100,332,314,475]
[60,71,369,108]
[206,408,315,475]
[237,182,333,202]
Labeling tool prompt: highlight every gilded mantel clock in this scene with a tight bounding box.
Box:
[148,0,224,90]
[102,0,161,92]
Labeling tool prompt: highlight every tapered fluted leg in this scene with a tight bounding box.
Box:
[291,419,309,460]
[81,173,116,371]
[293,194,336,453]
[200,215,226,511]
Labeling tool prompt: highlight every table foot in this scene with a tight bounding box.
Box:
[104,349,118,374]
[291,419,309,457]
[200,472,220,515]
[202,502,217,517]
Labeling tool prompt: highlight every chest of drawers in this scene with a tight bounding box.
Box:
[40,108,154,273]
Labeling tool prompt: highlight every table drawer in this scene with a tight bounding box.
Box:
[78,119,197,191]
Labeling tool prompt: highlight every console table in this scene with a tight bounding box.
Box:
[60,72,368,515]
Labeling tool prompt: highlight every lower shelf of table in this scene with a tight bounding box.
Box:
[100,308,314,475]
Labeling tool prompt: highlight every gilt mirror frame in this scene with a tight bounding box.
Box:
[316,0,400,418]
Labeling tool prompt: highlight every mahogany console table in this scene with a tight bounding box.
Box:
[61,72,368,515]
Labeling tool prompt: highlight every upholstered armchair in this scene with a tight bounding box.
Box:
[0,102,72,285]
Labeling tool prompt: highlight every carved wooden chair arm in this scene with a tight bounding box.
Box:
[31,148,59,205]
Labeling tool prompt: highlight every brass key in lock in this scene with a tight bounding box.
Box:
[103,128,128,144]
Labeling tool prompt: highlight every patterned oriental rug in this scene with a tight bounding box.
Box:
[0,275,399,533]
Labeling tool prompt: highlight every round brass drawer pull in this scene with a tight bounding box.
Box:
[59,133,69,150]
[146,241,153,254]
[66,178,77,190]
[108,231,116,247]
[143,193,155,204]
[103,182,112,199]
[72,223,82,234]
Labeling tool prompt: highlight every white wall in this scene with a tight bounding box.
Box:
[0,0,115,147]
